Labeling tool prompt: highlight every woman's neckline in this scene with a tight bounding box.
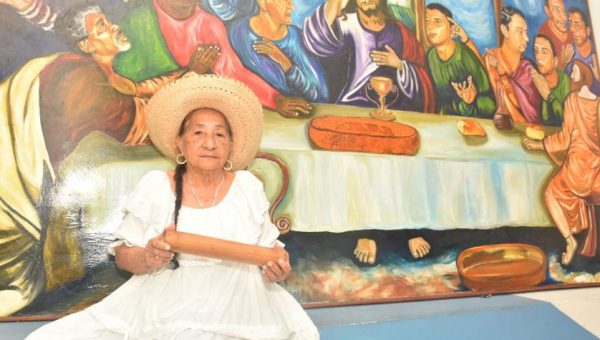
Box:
[168,171,238,211]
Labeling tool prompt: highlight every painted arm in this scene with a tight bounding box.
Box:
[209,18,279,109]
[303,3,346,58]
[1,0,57,30]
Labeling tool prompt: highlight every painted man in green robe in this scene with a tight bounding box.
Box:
[532,34,571,126]
[424,3,495,118]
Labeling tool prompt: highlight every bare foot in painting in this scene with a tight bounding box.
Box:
[354,238,377,264]
[0,289,28,317]
[561,235,578,265]
[409,237,431,259]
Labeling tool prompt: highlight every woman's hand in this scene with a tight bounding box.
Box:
[144,225,175,271]
[261,245,291,282]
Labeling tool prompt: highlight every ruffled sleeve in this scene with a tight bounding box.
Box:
[237,171,281,247]
[107,170,175,255]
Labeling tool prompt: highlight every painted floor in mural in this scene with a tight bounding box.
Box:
[12,225,600,317]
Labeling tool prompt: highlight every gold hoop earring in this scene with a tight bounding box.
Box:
[176,153,187,165]
[223,160,233,171]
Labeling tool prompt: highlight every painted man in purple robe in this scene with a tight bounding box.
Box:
[303,0,435,112]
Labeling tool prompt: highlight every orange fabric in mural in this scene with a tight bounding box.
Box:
[543,94,600,256]
[39,53,135,166]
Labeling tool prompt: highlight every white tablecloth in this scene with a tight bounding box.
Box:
[259,104,556,232]
[61,104,558,233]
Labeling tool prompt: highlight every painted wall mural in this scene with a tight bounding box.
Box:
[1,0,599,319]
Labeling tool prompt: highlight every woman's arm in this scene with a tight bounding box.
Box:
[115,230,174,275]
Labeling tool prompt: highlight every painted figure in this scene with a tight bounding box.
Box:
[303,0,435,112]
[566,7,600,95]
[538,0,574,69]
[532,34,571,126]
[0,4,147,317]
[228,0,329,102]
[113,0,311,118]
[523,60,600,265]
[424,3,495,118]
[485,6,542,129]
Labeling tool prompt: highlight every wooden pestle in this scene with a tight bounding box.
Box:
[164,230,287,266]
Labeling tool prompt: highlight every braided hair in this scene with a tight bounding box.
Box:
[168,113,194,269]
[169,162,187,269]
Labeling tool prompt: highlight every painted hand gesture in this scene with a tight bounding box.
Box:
[275,95,312,118]
[531,69,551,100]
[448,17,468,43]
[253,39,293,73]
[189,44,220,75]
[370,45,404,70]
[559,44,575,68]
[452,75,478,105]
[522,137,544,151]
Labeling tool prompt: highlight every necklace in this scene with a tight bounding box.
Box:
[185,173,225,208]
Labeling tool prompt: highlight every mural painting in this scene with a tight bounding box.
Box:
[1,0,599,319]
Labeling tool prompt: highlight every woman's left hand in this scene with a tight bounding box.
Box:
[261,245,291,282]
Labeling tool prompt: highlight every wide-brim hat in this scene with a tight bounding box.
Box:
[146,74,263,171]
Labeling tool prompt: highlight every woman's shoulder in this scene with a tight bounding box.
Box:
[234,170,267,194]
[234,170,262,185]
[124,170,174,229]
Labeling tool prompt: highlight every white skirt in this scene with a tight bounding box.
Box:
[27,259,318,340]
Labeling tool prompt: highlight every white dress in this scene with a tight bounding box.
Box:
[27,170,319,340]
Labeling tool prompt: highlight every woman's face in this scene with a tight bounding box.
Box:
[177,108,232,172]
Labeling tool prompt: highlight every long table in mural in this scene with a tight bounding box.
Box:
[260,103,557,233]
[62,103,557,237]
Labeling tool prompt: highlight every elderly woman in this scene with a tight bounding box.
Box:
[27,75,319,339]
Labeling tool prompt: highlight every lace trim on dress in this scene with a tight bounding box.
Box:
[106,239,134,256]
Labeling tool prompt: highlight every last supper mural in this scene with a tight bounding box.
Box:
[1,0,600,319]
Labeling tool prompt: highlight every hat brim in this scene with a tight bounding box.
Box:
[146,75,263,171]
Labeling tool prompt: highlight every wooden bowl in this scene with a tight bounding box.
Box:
[456,243,547,291]
[308,116,419,155]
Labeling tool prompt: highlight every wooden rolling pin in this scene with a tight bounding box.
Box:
[164,230,287,266]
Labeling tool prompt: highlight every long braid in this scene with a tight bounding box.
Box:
[174,162,186,225]
[169,162,187,269]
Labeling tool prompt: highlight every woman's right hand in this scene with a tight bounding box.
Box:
[144,225,175,270]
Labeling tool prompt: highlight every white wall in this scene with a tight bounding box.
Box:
[590,2,600,50]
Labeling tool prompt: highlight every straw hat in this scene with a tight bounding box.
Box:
[146,74,263,171]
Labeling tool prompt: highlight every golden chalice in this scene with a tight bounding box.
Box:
[365,76,399,121]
